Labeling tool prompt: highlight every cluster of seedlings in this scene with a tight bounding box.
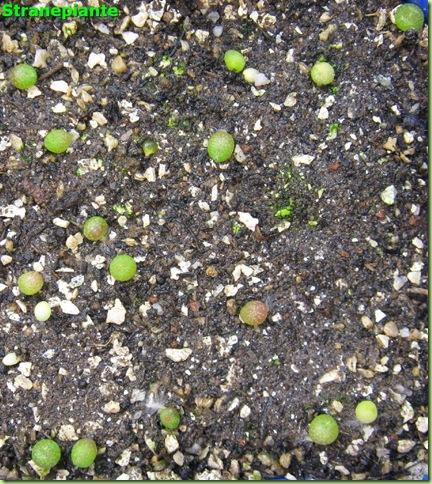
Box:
[31,408,181,472]
[5,0,424,474]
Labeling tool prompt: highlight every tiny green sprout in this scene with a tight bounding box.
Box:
[159,407,181,430]
[328,123,340,138]
[142,139,159,157]
[274,205,294,219]
[394,3,424,32]
[173,64,186,76]
[113,202,134,217]
[83,216,109,241]
[71,438,98,468]
[355,400,378,424]
[308,219,318,227]
[271,355,281,367]
[18,271,44,296]
[330,43,343,50]
[160,55,172,68]
[232,222,242,234]
[308,414,339,445]
[109,254,137,282]
[166,113,178,128]
[10,64,37,90]
[44,129,73,154]
[330,86,340,95]
[224,49,246,73]
[239,300,269,328]
[310,61,335,87]
[32,439,62,469]
[208,130,235,163]
[34,301,52,322]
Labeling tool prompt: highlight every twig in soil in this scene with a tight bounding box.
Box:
[38,63,65,82]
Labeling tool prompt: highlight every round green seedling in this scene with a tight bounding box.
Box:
[10,64,38,90]
[355,400,378,424]
[394,3,424,32]
[83,216,109,241]
[34,301,52,322]
[159,408,181,430]
[18,271,44,296]
[224,49,246,73]
[32,439,62,469]
[310,61,335,87]
[71,438,98,468]
[308,414,339,445]
[109,254,137,282]
[44,129,73,154]
[207,130,235,163]
[239,300,269,328]
[142,139,159,157]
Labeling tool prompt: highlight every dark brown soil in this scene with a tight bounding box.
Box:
[0,0,428,480]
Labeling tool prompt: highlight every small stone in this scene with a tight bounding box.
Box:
[375,309,387,323]
[416,417,428,433]
[240,405,251,418]
[213,25,223,37]
[106,299,126,325]
[121,32,139,45]
[115,449,132,467]
[238,212,259,231]
[376,334,390,349]
[14,374,33,390]
[383,137,397,152]
[292,154,315,166]
[87,52,107,69]
[380,185,397,205]
[407,271,421,285]
[319,368,344,384]
[361,315,374,330]
[279,452,292,469]
[57,424,78,441]
[103,401,121,414]
[18,362,32,377]
[284,92,297,107]
[50,80,69,93]
[393,275,408,291]
[2,352,21,366]
[111,56,128,74]
[383,321,398,338]
[397,439,415,453]
[173,451,184,466]
[164,434,179,454]
[130,389,146,403]
[60,300,80,315]
[165,347,192,362]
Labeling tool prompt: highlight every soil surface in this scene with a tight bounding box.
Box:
[0,0,428,480]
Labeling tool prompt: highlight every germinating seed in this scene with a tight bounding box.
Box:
[31,439,62,470]
[224,49,246,73]
[355,400,378,424]
[109,254,137,282]
[310,61,335,86]
[159,407,181,430]
[239,300,269,328]
[18,271,44,296]
[142,139,159,157]
[394,3,424,31]
[44,129,73,154]
[308,414,339,445]
[10,63,38,90]
[83,216,109,241]
[207,130,235,163]
[34,301,52,322]
[71,439,98,468]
